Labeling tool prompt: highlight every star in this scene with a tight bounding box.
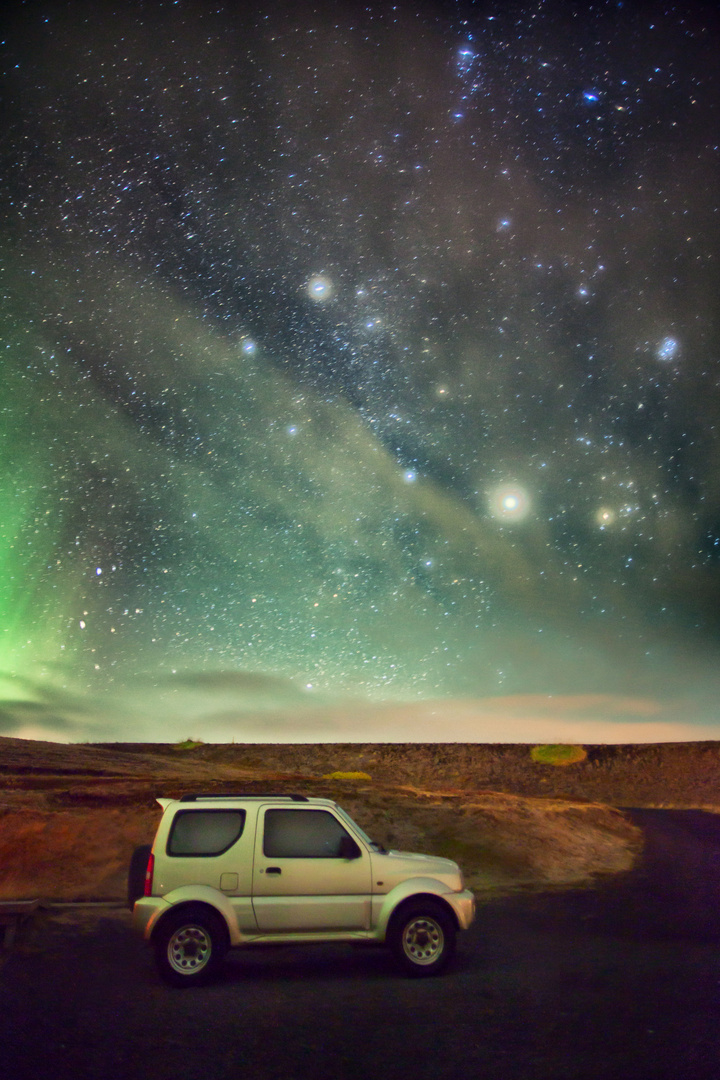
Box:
[489,485,532,522]
[307,276,332,301]
[657,337,679,362]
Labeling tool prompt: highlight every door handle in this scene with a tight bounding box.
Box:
[265,866,282,875]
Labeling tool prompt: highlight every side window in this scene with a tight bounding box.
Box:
[168,810,246,856]
[263,809,351,858]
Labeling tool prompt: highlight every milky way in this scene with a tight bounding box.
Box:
[2,1,719,739]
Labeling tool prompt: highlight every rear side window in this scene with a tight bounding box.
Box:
[263,809,350,858]
[168,810,246,856]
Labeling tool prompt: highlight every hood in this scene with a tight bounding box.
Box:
[387,849,458,869]
[372,848,464,891]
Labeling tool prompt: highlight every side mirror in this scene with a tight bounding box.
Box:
[338,835,361,860]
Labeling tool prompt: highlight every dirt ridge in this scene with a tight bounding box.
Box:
[1,736,716,902]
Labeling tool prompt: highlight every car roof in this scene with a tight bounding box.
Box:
[157,794,338,810]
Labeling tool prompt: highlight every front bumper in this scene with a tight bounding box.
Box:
[446,888,476,930]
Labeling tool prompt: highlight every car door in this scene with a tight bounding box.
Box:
[156,806,258,932]
[252,805,372,931]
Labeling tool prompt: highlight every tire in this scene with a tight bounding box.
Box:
[154,907,228,988]
[387,900,456,977]
[127,845,152,910]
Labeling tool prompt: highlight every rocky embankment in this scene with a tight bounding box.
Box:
[2,737,717,901]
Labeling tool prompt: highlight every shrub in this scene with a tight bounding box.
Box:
[322,771,372,781]
[530,744,587,767]
[174,738,205,751]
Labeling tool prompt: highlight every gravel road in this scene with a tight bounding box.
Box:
[1,809,719,1080]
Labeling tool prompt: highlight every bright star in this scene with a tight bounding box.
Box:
[657,337,679,362]
[595,507,616,528]
[489,485,531,522]
[307,276,332,301]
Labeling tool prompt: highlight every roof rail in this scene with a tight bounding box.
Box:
[178,793,309,803]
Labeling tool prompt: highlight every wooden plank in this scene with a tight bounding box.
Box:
[0,900,40,948]
[0,900,40,915]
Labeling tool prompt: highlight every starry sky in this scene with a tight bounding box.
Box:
[2,0,719,742]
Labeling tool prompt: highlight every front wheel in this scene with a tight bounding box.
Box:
[154,907,228,987]
[387,901,456,977]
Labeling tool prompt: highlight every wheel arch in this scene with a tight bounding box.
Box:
[382,890,460,940]
[150,899,232,951]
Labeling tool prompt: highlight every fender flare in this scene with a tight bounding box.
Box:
[375,878,459,939]
[148,886,242,946]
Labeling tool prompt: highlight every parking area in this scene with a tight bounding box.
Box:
[2,870,719,1080]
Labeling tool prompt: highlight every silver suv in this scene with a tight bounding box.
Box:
[130,792,475,986]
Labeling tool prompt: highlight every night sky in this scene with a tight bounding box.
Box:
[2,0,719,742]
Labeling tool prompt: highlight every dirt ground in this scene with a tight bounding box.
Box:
[1,736,717,901]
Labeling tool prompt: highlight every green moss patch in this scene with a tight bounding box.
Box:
[174,738,205,751]
[530,744,587,767]
[322,770,372,781]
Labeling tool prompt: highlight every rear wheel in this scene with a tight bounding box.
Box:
[388,901,456,977]
[154,907,228,987]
